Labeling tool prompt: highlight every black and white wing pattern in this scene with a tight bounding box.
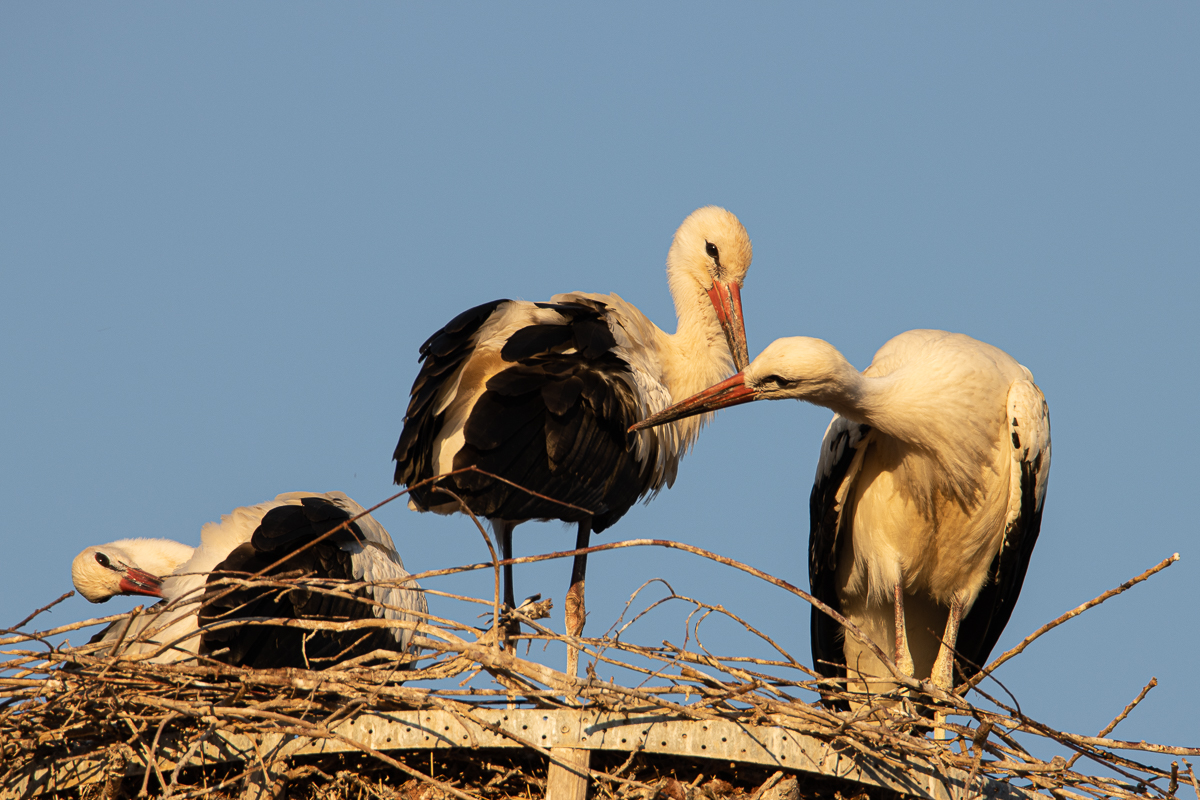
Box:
[199,493,426,670]
[394,299,508,496]
[808,414,872,702]
[953,379,1051,681]
[394,298,654,533]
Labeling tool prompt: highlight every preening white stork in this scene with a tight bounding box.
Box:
[71,491,427,668]
[632,330,1051,698]
[394,206,753,640]
[72,538,195,602]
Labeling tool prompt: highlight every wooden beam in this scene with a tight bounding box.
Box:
[547,747,591,800]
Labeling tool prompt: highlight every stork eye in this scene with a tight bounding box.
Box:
[95,553,111,568]
[705,241,719,261]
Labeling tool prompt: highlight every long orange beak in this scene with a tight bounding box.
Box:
[119,567,164,598]
[706,280,749,372]
[630,372,758,432]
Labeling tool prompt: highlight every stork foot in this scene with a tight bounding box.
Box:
[499,606,521,647]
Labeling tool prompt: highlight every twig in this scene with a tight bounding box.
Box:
[1,591,74,635]
[962,554,1179,692]
[1065,677,1157,769]
[1181,759,1198,800]
[426,485,504,655]
[398,536,946,703]
[167,723,217,794]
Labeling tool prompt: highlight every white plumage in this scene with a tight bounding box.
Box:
[72,491,427,668]
[72,538,195,602]
[632,330,1051,699]
[394,206,754,639]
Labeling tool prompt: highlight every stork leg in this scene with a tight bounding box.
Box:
[891,583,918,723]
[564,519,591,678]
[931,597,965,739]
[493,520,519,645]
[893,584,915,678]
[930,597,964,690]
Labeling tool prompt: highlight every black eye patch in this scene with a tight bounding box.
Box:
[705,241,720,261]
[95,552,112,569]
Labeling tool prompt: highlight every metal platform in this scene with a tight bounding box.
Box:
[7,708,1037,800]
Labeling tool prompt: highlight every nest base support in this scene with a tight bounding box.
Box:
[547,746,591,800]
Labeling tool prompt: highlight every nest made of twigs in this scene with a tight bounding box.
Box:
[1,528,1194,800]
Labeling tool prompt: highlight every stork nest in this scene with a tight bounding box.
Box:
[0,527,1193,800]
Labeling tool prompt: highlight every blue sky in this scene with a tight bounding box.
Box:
[2,3,1197,758]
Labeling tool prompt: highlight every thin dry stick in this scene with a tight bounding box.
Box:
[0,609,145,647]
[140,712,178,796]
[1,591,74,635]
[1182,759,1199,800]
[406,536,943,703]
[341,771,402,800]
[1065,678,1158,770]
[962,553,1179,693]
[195,467,590,621]
[424,485,503,655]
[167,724,217,793]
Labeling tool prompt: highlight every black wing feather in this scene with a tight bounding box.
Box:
[394,299,509,488]
[809,421,871,710]
[952,450,1047,682]
[198,497,401,669]
[501,324,574,361]
[399,299,648,532]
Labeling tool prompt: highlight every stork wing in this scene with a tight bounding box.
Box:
[321,491,428,653]
[394,299,510,494]
[954,379,1051,682]
[809,415,872,699]
[200,495,423,669]
[416,299,646,532]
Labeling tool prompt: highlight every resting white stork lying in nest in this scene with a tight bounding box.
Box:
[71,491,427,668]
[632,330,1051,703]
[393,206,754,643]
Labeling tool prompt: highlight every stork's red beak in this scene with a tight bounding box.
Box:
[630,372,758,432]
[118,568,164,598]
[706,280,749,372]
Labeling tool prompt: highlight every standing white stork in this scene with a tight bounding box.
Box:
[393,206,753,642]
[631,330,1050,699]
[71,491,427,668]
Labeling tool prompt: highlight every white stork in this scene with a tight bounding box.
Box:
[393,206,753,640]
[631,330,1051,699]
[71,491,427,668]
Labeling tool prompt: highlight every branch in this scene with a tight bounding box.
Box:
[961,553,1179,693]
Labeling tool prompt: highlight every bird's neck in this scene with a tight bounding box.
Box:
[115,538,195,575]
[625,275,738,481]
[662,278,736,401]
[823,372,925,445]
[822,369,998,507]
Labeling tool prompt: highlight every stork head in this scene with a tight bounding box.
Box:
[738,337,854,403]
[71,538,193,603]
[630,337,857,431]
[666,206,752,371]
